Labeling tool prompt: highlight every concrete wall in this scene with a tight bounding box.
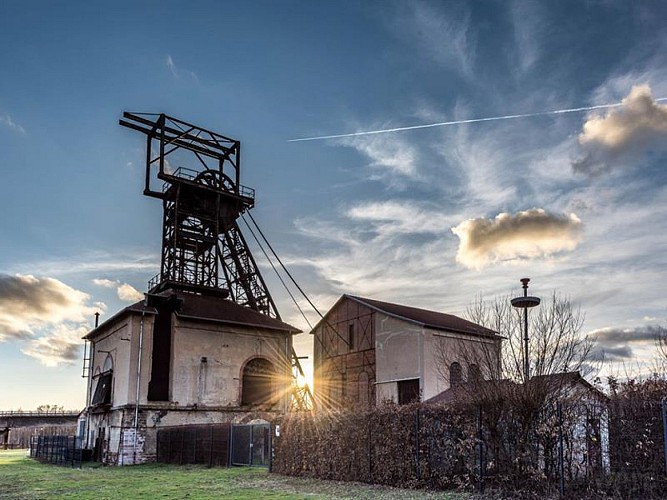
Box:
[171,316,292,411]
[374,315,423,404]
[422,328,501,400]
[312,298,376,408]
[83,308,293,465]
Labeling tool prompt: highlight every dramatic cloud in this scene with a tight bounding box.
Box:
[92,278,144,302]
[451,209,583,270]
[574,85,667,175]
[587,324,666,362]
[0,274,95,341]
[0,113,26,134]
[21,324,89,367]
[589,324,665,343]
[0,274,101,366]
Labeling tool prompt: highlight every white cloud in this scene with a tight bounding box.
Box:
[0,114,26,134]
[117,283,144,302]
[336,133,420,184]
[165,54,199,83]
[451,209,583,270]
[574,84,667,175]
[509,0,542,72]
[346,200,458,236]
[395,2,476,78]
[93,278,143,302]
[166,54,178,77]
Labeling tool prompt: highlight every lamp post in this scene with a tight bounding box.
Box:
[511,278,540,383]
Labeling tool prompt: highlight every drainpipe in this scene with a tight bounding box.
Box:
[133,307,145,464]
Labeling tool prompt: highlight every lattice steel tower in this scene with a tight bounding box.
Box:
[119,113,279,316]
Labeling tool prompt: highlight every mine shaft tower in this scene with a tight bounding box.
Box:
[120,113,311,410]
[119,112,278,316]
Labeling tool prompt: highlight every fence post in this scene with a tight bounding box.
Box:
[208,425,214,467]
[415,408,421,481]
[477,405,485,494]
[368,416,373,483]
[557,402,565,498]
[661,399,667,475]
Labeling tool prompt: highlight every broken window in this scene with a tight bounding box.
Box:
[241,358,275,406]
[397,378,420,405]
[92,372,113,406]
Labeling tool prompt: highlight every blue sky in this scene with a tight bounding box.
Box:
[1,1,667,409]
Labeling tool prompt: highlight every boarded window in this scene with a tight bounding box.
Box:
[450,362,462,386]
[92,372,113,406]
[397,378,420,405]
[241,358,275,406]
[348,324,355,351]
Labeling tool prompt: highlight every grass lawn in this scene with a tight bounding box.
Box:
[0,449,469,500]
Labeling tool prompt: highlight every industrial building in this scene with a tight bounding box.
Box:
[312,295,501,409]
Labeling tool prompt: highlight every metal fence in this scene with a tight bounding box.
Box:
[156,424,231,466]
[274,399,667,498]
[30,435,83,467]
[230,423,271,467]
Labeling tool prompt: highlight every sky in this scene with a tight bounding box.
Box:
[1,0,667,410]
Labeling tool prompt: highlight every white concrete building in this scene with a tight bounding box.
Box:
[80,289,299,465]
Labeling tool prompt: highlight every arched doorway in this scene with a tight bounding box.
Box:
[241,358,276,406]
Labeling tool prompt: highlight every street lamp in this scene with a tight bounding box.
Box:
[511,278,540,383]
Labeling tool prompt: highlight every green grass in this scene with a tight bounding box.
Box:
[0,449,469,500]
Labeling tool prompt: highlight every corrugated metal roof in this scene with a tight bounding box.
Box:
[346,295,498,337]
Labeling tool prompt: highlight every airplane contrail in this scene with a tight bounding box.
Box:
[288,97,667,142]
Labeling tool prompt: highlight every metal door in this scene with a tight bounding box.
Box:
[230,423,271,467]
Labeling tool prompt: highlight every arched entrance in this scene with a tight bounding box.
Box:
[241,358,276,406]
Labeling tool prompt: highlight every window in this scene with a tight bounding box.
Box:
[241,358,275,406]
[397,379,420,405]
[92,354,113,406]
[91,372,113,406]
[468,364,481,382]
[450,362,462,386]
[348,324,355,351]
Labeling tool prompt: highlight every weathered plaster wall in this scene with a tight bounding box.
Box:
[171,316,292,411]
[374,315,423,404]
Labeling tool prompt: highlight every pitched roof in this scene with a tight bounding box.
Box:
[425,371,607,405]
[85,290,300,339]
[175,292,301,333]
[346,295,498,337]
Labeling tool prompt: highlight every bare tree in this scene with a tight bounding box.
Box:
[433,292,604,487]
[654,326,667,366]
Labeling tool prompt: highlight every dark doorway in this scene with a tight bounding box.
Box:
[241,358,275,406]
[397,378,420,404]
